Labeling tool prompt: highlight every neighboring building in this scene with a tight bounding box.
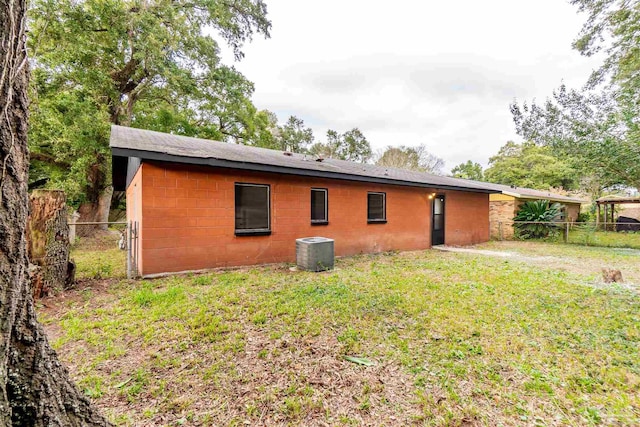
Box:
[485,183,585,239]
[595,195,640,231]
[111,126,497,277]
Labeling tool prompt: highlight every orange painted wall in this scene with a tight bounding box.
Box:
[126,165,144,274]
[443,190,490,245]
[133,161,489,276]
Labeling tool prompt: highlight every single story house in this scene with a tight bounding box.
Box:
[111,126,498,277]
[485,183,586,239]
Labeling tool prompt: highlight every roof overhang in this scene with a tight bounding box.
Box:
[501,191,585,204]
[112,148,499,194]
[596,197,640,204]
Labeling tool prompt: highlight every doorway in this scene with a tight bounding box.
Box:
[432,195,445,246]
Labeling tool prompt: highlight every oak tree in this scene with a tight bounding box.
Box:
[29,0,271,219]
[510,85,640,190]
[310,128,373,163]
[484,141,578,190]
[0,0,109,424]
[272,115,315,152]
[510,0,640,191]
[451,160,484,181]
[376,145,444,174]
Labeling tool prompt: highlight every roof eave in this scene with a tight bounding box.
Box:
[515,194,586,204]
[500,190,521,198]
[111,147,499,194]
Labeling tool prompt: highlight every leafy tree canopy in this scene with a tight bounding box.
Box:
[375,145,444,174]
[484,141,578,190]
[510,0,640,192]
[510,85,640,191]
[29,0,271,206]
[309,128,372,163]
[272,115,315,153]
[451,160,484,181]
[571,0,640,91]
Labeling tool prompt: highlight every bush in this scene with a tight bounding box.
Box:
[576,212,593,223]
[514,200,562,239]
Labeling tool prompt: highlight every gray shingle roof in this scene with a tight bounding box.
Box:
[478,181,586,204]
[110,125,498,193]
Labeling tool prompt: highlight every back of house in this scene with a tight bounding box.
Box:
[111,126,497,277]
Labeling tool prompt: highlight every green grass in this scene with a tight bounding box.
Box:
[514,227,640,249]
[41,245,640,426]
[70,230,127,280]
[71,247,126,280]
[479,238,640,284]
[567,229,640,249]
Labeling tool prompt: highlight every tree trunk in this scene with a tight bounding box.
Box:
[27,190,72,297]
[108,190,126,222]
[77,186,113,236]
[0,1,110,425]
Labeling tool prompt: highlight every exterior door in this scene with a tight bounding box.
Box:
[432,195,445,245]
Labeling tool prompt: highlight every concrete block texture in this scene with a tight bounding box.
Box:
[131,162,490,275]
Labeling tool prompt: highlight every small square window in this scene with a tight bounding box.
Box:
[311,188,328,225]
[367,192,386,223]
[235,183,271,235]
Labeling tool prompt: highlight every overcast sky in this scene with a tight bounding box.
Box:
[221,0,602,172]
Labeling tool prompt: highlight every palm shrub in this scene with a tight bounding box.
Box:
[513,200,563,239]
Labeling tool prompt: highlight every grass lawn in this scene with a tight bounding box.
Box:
[477,240,640,285]
[513,228,640,250]
[71,229,127,280]
[39,243,639,426]
[566,230,640,249]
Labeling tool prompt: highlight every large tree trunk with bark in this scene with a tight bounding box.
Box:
[0,1,110,425]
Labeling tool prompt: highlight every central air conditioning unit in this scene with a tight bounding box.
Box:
[296,237,334,272]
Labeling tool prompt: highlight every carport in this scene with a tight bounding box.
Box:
[596,195,640,231]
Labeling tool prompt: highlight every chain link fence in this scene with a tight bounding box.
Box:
[493,220,640,249]
[70,221,138,280]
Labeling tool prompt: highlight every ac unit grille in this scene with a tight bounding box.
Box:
[296,237,334,272]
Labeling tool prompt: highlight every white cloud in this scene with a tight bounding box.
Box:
[221,0,603,171]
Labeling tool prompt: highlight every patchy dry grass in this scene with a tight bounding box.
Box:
[479,240,640,284]
[40,245,639,426]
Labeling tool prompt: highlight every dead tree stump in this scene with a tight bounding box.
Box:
[602,268,623,283]
[27,190,72,297]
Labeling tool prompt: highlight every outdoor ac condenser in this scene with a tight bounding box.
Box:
[295,237,334,272]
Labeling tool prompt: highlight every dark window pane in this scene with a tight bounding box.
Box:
[367,193,385,220]
[235,184,269,231]
[311,189,327,222]
[433,214,444,231]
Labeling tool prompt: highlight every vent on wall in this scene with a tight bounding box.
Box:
[296,237,334,272]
